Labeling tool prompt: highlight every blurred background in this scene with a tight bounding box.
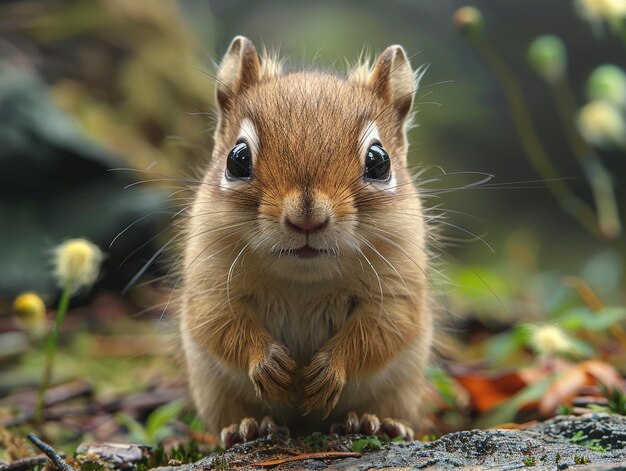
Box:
[1,0,624,297]
[1,0,626,457]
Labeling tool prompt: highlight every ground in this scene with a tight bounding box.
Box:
[51,414,626,470]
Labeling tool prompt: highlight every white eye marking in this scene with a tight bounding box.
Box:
[220,118,259,191]
[358,121,397,191]
[359,121,380,164]
[239,118,259,155]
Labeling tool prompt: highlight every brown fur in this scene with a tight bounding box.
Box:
[179,36,433,435]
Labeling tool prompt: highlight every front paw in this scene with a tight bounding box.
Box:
[249,343,296,403]
[301,350,346,418]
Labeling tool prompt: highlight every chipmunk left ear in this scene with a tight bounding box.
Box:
[216,36,261,115]
[369,45,415,126]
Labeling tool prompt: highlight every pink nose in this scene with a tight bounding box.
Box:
[286,217,328,234]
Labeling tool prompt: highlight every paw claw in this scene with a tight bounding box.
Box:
[330,413,404,439]
[360,413,381,435]
[259,416,277,436]
[221,416,286,448]
[345,411,360,434]
[239,417,258,442]
[335,412,381,436]
[382,418,413,441]
[220,423,241,449]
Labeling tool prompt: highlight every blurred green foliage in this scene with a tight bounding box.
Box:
[117,401,184,446]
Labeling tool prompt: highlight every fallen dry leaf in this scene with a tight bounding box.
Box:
[450,368,526,413]
[539,360,622,415]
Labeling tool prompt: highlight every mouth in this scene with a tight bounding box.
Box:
[283,245,328,259]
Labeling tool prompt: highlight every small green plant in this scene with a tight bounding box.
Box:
[168,441,202,464]
[601,383,626,415]
[523,456,536,466]
[116,400,185,446]
[574,455,589,465]
[304,434,329,452]
[35,239,104,421]
[137,441,202,469]
[587,441,606,453]
[570,431,588,444]
[351,437,382,453]
[556,404,573,415]
[79,462,106,471]
[555,452,561,465]
[210,454,229,470]
[570,431,606,452]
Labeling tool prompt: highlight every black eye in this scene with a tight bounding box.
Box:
[226,141,252,180]
[364,144,391,182]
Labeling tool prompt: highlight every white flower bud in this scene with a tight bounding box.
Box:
[531,325,573,356]
[577,100,626,149]
[576,0,626,21]
[53,238,103,292]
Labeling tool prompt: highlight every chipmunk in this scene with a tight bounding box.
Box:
[179,36,433,447]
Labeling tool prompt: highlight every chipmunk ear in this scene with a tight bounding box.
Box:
[369,45,415,126]
[216,36,261,113]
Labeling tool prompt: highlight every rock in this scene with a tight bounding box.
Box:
[179,414,626,470]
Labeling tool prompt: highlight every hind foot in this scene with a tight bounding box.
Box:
[330,411,414,441]
[220,416,288,448]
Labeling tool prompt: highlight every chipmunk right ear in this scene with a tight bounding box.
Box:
[368,45,415,126]
[216,36,261,113]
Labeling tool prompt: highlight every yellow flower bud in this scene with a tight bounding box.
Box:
[453,6,483,40]
[13,292,47,337]
[576,0,626,21]
[577,100,626,149]
[531,325,573,356]
[53,238,103,292]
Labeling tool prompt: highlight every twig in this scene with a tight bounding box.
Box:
[250,451,362,467]
[26,434,76,471]
[0,455,54,471]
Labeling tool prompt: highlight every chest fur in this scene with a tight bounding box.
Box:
[253,288,356,366]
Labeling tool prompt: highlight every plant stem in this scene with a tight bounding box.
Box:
[34,279,73,422]
[549,80,621,239]
[470,37,602,239]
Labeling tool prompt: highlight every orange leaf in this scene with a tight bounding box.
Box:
[539,360,622,415]
[451,368,527,413]
[584,360,622,388]
[539,366,587,416]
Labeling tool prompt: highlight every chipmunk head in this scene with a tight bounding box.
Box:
[206,36,425,283]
